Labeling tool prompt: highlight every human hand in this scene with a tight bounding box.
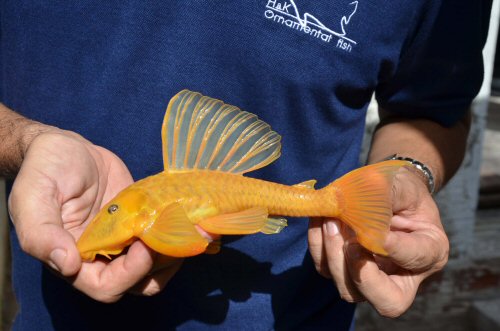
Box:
[308,166,449,317]
[8,129,182,302]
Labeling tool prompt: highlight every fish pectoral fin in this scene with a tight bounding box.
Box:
[139,203,209,258]
[198,207,287,235]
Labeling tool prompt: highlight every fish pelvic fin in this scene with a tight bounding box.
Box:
[162,90,281,174]
[205,239,221,255]
[138,202,209,257]
[261,217,288,234]
[197,207,287,235]
[329,160,410,256]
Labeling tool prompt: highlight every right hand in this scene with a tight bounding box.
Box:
[308,167,449,317]
[8,129,182,302]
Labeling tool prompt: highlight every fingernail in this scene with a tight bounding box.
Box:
[325,220,339,236]
[48,249,67,272]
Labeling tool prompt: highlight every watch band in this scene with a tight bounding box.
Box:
[385,154,435,195]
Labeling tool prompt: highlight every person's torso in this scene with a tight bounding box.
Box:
[1,1,429,330]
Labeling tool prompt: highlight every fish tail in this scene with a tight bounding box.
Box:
[327,160,409,256]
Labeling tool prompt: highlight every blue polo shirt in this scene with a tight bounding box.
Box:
[1,1,489,330]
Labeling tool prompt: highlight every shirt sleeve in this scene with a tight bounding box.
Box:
[375,0,493,127]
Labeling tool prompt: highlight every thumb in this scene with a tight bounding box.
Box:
[384,216,448,272]
[38,224,81,276]
[9,179,81,276]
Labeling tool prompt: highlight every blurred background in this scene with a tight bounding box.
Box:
[1,2,500,330]
[356,1,500,330]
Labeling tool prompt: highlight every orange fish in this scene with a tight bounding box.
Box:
[77,90,409,261]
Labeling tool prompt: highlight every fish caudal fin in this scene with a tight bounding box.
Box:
[197,207,287,235]
[331,160,410,256]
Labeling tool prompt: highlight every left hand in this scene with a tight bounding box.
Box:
[9,129,181,301]
[308,166,449,317]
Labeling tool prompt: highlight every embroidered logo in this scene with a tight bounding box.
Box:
[264,0,358,52]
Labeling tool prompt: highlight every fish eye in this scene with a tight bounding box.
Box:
[107,204,119,214]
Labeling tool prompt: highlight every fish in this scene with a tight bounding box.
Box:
[76,89,410,261]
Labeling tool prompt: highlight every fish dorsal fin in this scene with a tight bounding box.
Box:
[293,180,317,189]
[162,90,281,174]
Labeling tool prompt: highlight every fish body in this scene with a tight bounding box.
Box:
[77,90,409,260]
[139,171,336,219]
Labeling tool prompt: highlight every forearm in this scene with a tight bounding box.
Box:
[0,103,54,178]
[367,108,471,192]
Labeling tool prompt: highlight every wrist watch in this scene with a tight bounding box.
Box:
[385,154,435,195]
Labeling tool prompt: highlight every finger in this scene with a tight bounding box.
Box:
[391,167,427,213]
[195,225,221,241]
[308,218,330,278]
[130,258,183,296]
[71,241,155,303]
[9,175,81,276]
[322,220,365,302]
[151,254,180,271]
[345,242,418,317]
[391,168,441,224]
[385,216,449,272]
[93,146,134,204]
[372,255,400,275]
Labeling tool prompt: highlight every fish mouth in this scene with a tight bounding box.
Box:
[78,238,136,262]
[79,247,123,262]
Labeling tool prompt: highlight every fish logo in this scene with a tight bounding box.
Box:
[264,0,358,52]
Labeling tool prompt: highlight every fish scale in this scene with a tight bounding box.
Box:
[140,171,336,218]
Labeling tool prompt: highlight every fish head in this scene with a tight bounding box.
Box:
[77,188,151,261]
